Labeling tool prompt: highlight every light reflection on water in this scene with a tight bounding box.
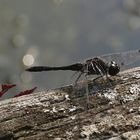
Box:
[0,0,140,99]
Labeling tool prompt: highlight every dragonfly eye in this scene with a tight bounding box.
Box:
[108,61,120,76]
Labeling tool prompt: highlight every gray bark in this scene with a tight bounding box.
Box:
[0,67,140,140]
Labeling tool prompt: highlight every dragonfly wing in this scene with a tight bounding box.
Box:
[99,49,140,71]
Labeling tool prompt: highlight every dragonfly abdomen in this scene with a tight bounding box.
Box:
[26,63,83,72]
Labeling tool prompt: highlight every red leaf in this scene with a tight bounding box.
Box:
[14,87,37,97]
[0,92,4,98]
[2,84,16,91]
[0,84,16,97]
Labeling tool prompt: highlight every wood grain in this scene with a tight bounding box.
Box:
[0,67,140,140]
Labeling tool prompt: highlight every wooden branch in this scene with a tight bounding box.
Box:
[0,67,140,140]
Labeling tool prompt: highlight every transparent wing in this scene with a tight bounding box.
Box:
[99,49,140,71]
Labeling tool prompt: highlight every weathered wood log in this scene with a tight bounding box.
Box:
[0,67,140,140]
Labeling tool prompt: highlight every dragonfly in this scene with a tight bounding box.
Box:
[26,49,140,108]
[26,49,140,82]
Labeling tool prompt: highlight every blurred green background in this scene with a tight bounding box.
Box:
[0,0,140,98]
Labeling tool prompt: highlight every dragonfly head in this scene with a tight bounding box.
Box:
[108,61,120,76]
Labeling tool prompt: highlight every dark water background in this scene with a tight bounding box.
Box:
[0,0,140,99]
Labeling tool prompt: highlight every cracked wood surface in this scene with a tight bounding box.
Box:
[0,67,140,140]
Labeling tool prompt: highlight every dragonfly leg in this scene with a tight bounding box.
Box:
[84,74,90,109]
[74,72,83,83]
[92,75,103,82]
[70,71,79,81]
[105,75,113,86]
